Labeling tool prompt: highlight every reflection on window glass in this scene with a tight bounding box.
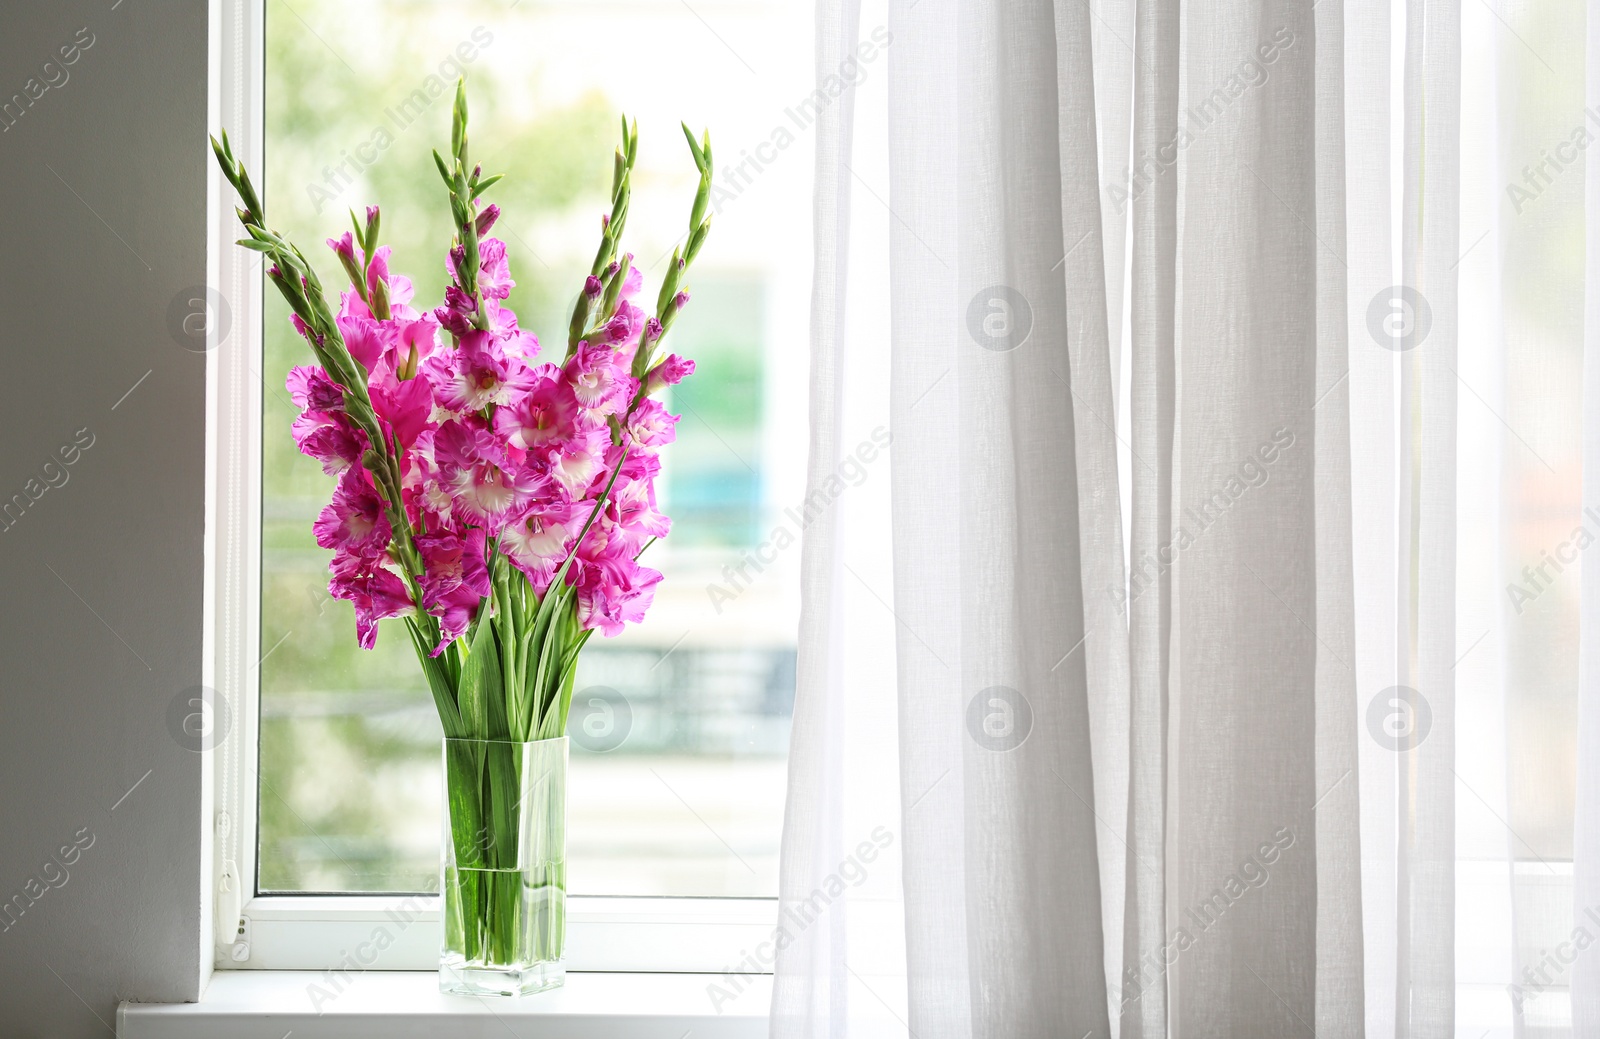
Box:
[260,0,811,897]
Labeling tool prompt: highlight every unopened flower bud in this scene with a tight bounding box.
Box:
[645,317,663,342]
[644,353,695,396]
[328,231,357,264]
[474,203,500,236]
[584,275,603,298]
[673,291,691,310]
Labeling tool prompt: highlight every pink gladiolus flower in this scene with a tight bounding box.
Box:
[328,231,359,267]
[500,500,583,596]
[600,300,645,346]
[271,185,699,654]
[433,418,539,525]
[611,476,671,546]
[328,561,414,650]
[292,411,365,476]
[402,429,457,529]
[620,261,643,302]
[625,399,678,447]
[600,300,648,366]
[549,428,610,499]
[434,286,477,338]
[564,340,633,416]
[337,293,390,373]
[490,309,541,364]
[644,354,695,397]
[417,526,490,599]
[609,443,661,485]
[427,330,518,412]
[574,560,662,637]
[494,365,579,450]
[391,315,441,370]
[371,375,433,450]
[287,365,344,412]
[313,468,391,558]
[366,245,416,311]
[416,527,491,646]
[476,239,514,301]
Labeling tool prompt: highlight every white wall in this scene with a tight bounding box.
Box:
[0,0,209,1032]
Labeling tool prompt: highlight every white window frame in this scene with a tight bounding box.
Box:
[205,0,779,974]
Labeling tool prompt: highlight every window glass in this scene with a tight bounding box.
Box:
[260,0,811,896]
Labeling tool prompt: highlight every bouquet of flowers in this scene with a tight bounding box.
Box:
[211,81,713,994]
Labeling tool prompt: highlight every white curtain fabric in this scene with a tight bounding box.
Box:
[771,0,1594,1036]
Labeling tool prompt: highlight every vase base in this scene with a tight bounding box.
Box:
[439,959,565,997]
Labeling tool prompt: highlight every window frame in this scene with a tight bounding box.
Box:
[206,0,780,974]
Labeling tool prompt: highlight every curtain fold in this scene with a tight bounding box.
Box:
[1311,1,1368,1036]
[1121,0,1178,1035]
[768,2,865,1035]
[1164,1,1324,1031]
[1398,2,1461,1033]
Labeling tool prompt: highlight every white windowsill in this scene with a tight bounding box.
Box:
[118,970,771,1038]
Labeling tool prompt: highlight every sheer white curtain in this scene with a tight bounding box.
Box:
[770,0,1593,1036]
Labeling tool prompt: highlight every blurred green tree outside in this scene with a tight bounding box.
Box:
[257,0,777,893]
[262,0,612,890]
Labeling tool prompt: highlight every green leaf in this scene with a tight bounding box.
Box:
[531,586,570,736]
[470,173,504,199]
[553,627,592,737]
[681,122,705,169]
[443,738,485,867]
[405,618,462,737]
[451,78,467,158]
[457,616,505,739]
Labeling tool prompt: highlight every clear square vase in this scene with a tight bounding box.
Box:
[439,736,567,997]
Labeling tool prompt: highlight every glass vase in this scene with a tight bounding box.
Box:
[439,736,567,997]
